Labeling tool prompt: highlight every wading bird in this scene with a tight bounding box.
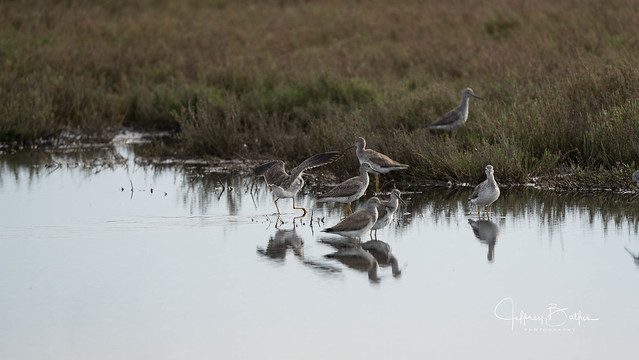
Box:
[322,197,391,244]
[255,151,343,216]
[317,162,378,217]
[468,164,500,217]
[370,189,405,238]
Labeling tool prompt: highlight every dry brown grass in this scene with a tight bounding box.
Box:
[2,0,639,185]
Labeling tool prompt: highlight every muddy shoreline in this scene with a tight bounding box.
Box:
[1,131,636,196]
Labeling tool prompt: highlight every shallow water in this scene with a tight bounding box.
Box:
[1,143,638,359]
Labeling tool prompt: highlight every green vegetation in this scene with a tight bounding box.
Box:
[2,0,639,186]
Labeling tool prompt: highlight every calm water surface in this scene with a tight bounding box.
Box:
[1,142,638,359]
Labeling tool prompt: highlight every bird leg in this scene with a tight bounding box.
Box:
[292,198,307,217]
[274,198,281,214]
[375,174,381,194]
[343,203,352,217]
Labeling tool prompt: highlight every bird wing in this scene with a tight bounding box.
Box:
[364,149,408,168]
[376,203,389,218]
[254,160,288,186]
[429,108,461,128]
[469,180,486,201]
[289,151,343,179]
[328,210,373,232]
[318,177,362,198]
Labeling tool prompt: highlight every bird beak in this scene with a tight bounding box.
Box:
[398,197,407,206]
[471,94,483,100]
[342,145,356,152]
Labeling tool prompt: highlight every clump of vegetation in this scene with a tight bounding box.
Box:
[2,0,639,187]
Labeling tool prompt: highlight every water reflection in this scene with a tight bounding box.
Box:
[256,226,344,277]
[5,146,639,235]
[624,246,639,265]
[468,219,500,262]
[362,239,402,276]
[320,237,401,281]
[405,187,639,234]
[326,246,380,282]
[0,146,127,188]
[257,228,305,260]
[4,144,639,358]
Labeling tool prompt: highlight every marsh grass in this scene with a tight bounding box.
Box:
[2,0,639,185]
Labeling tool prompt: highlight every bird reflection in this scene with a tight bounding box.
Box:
[257,228,344,276]
[325,246,380,282]
[257,228,304,260]
[321,237,402,281]
[468,219,500,262]
[361,240,401,277]
[624,246,639,266]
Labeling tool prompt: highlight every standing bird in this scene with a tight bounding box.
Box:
[354,137,408,194]
[317,162,378,217]
[468,164,500,217]
[427,88,482,133]
[322,197,391,244]
[254,151,343,216]
[370,189,405,238]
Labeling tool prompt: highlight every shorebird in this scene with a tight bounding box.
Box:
[254,151,343,216]
[317,162,378,217]
[468,165,500,217]
[370,189,405,238]
[468,219,500,262]
[322,197,390,244]
[354,137,408,193]
[427,88,482,133]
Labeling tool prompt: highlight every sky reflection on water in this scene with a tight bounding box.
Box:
[1,145,638,359]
